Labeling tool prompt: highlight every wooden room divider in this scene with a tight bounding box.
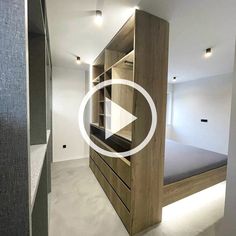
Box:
[89,10,169,235]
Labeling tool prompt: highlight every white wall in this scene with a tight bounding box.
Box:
[52,66,89,162]
[169,73,233,154]
[166,84,173,139]
[218,42,236,236]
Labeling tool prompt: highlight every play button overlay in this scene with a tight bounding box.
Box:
[105,98,137,139]
[79,79,157,158]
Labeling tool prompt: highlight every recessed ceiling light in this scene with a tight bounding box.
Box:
[76,56,81,64]
[95,10,103,26]
[205,48,212,58]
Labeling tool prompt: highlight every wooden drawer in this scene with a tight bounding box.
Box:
[90,158,131,233]
[90,148,131,210]
[90,135,131,188]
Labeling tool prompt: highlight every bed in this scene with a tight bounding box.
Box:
[163,139,227,206]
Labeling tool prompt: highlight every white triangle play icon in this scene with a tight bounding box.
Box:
[105,97,137,139]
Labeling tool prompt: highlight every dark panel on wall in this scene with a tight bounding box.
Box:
[32,156,48,236]
[29,33,47,145]
[47,133,52,193]
[28,0,45,34]
[46,43,52,131]
[45,38,53,164]
[0,0,30,235]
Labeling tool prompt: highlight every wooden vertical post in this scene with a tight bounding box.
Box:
[131,11,169,234]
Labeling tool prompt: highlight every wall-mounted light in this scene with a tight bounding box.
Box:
[76,56,81,65]
[95,10,103,26]
[205,48,212,58]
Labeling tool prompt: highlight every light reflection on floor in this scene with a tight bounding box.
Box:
[145,182,226,236]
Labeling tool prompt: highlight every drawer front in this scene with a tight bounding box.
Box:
[90,135,131,188]
[90,148,131,210]
[90,158,131,233]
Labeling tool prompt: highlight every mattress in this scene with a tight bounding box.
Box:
[164,140,227,185]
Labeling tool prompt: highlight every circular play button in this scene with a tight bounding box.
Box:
[78,79,157,158]
[104,97,137,140]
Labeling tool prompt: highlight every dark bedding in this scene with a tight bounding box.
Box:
[164,140,227,185]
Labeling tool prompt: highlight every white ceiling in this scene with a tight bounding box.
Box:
[139,0,236,83]
[46,0,140,71]
[47,0,236,82]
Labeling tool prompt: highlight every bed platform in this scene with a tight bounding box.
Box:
[164,140,227,185]
[163,165,226,206]
[163,140,227,206]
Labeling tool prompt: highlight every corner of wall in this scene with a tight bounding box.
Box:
[217,38,236,236]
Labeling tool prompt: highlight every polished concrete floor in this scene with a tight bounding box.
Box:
[49,158,226,236]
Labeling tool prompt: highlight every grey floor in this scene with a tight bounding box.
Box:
[49,158,226,236]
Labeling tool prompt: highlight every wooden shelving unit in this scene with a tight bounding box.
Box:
[90,10,169,235]
[91,48,134,139]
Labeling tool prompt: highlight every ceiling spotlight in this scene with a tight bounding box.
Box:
[95,10,103,26]
[205,48,212,58]
[76,56,81,64]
